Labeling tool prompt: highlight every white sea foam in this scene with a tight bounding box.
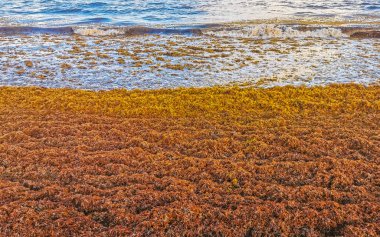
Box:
[0,26,378,90]
[73,27,125,36]
[72,24,348,38]
[206,24,347,39]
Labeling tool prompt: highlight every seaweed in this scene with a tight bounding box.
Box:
[0,85,379,236]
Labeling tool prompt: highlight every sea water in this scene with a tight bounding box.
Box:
[0,0,379,90]
[0,0,379,26]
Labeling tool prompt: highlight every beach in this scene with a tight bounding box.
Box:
[1,0,380,236]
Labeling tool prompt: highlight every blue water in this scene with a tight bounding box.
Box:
[0,0,379,26]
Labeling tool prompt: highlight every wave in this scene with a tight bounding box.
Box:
[72,27,124,36]
[72,26,204,36]
[204,24,348,39]
[205,24,380,39]
[0,26,74,35]
[0,26,203,36]
[0,24,378,39]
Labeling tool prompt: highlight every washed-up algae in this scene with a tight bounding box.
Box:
[0,84,379,236]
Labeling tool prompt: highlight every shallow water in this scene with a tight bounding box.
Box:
[0,30,379,90]
[0,0,379,26]
[0,1,379,90]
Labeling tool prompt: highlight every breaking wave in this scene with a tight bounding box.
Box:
[72,26,203,36]
[73,27,124,36]
[205,24,348,39]
[0,26,74,35]
[0,24,378,39]
[0,25,203,36]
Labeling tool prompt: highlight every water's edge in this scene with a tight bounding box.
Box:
[0,24,379,38]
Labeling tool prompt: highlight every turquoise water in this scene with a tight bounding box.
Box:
[0,0,379,26]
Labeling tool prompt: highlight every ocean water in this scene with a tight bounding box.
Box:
[0,1,379,90]
[0,0,379,26]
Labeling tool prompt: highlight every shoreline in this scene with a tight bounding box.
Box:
[0,19,379,38]
[1,28,379,90]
